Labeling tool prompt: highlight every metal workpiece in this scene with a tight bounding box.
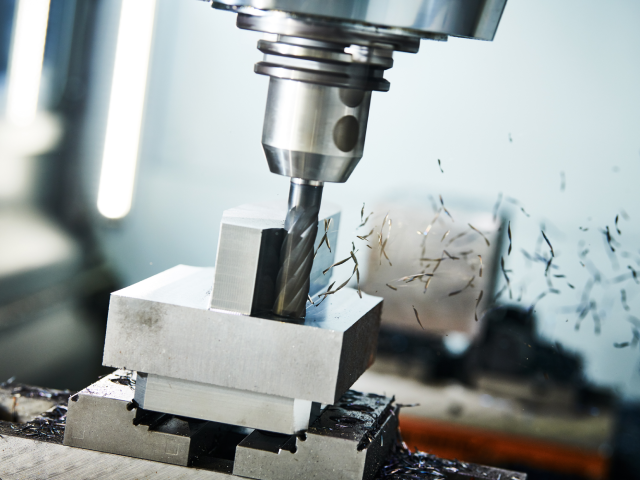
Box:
[135,373,321,435]
[213,0,507,42]
[273,179,323,318]
[233,390,398,480]
[209,201,340,315]
[103,265,383,404]
[63,371,218,467]
[263,79,372,183]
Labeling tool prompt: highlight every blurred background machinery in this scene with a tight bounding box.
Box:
[1,0,640,479]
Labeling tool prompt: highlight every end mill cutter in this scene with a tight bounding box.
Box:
[273,178,323,318]
[210,1,508,318]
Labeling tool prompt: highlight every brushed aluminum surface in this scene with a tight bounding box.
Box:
[135,373,318,434]
[102,265,383,404]
[233,391,398,480]
[64,372,207,467]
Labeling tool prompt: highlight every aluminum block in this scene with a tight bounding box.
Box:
[233,390,398,480]
[135,373,321,434]
[209,201,340,315]
[103,265,382,404]
[64,371,218,467]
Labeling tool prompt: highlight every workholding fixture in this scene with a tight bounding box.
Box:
[62,202,395,478]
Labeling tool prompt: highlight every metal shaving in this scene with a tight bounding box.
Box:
[351,250,362,298]
[501,257,510,286]
[1,382,73,401]
[621,289,630,311]
[492,192,503,222]
[8,404,68,443]
[375,425,478,480]
[315,281,335,307]
[604,226,615,252]
[392,274,434,284]
[468,224,490,246]
[541,230,554,257]
[323,256,351,275]
[475,290,484,321]
[359,204,373,228]
[505,197,530,217]
[418,210,442,238]
[314,218,332,258]
[423,277,432,293]
[448,276,475,297]
[545,256,553,276]
[629,265,639,283]
[378,214,393,266]
[439,195,454,221]
[445,231,468,246]
[442,250,459,260]
[110,372,136,388]
[357,229,374,241]
[412,306,424,330]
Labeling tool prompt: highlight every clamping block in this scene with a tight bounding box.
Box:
[63,371,216,467]
[233,391,398,480]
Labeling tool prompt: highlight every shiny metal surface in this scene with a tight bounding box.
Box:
[259,39,393,70]
[249,19,400,92]
[262,78,371,183]
[64,371,213,467]
[102,265,383,404]
[135,373,318,435]
[239,14,422,53]
[273,179,323,318]
[214,0,507,41]
[209,201,339,315]
[233,391,398,480]
[291,178,323,187]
